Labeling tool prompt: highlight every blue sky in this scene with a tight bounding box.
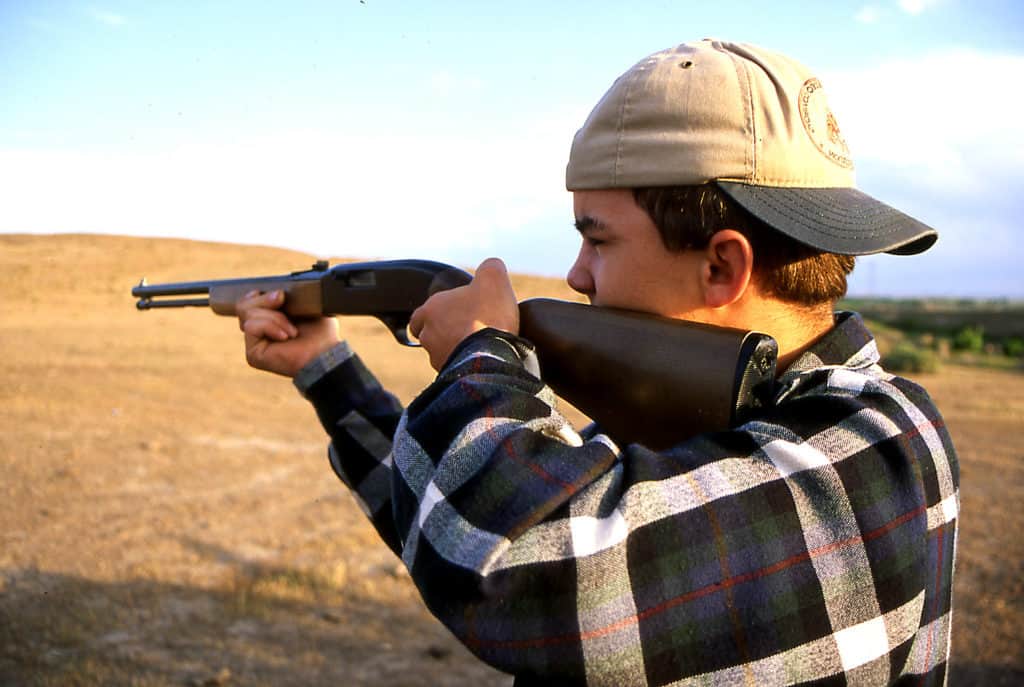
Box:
[2,1,1022,297]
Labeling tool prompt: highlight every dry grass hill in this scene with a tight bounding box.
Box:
[1,234,1021,685]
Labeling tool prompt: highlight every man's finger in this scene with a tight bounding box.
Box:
[237,290,298,336]
[236,289,285,316]
[239,309,297,338]
[243,312,296,341]
[409,304,425,340]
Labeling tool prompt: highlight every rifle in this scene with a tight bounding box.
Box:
[132,259,778,449]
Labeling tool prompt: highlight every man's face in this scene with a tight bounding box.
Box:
[568,189,705,319]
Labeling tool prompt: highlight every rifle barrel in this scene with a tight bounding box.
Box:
[136,297,211,310]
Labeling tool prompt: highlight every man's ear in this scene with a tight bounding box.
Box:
[701,230,754,308]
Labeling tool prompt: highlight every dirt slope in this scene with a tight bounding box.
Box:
[0,234,1020,686]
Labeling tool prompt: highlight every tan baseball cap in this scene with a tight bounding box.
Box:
[565,39,937,255]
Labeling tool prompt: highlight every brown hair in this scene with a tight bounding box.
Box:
[632,185,855,306]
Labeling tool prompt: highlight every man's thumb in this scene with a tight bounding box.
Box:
[474,257,509,284]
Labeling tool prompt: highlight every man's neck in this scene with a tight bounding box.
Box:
[688,296,836,373]
[747,300,836,371]
[769,311,835,371]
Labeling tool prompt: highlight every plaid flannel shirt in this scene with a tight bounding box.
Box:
[297,312,959,686]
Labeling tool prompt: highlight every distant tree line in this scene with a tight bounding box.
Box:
[840,298,1024,373]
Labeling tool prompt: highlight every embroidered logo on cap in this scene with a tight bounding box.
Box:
[799,78,853,170]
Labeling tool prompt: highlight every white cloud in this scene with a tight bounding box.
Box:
[856,0,940,24]
[824,49,1024,196]
[855,5,882,23]
[898,0,938,15]
[0,109,582,269]
[823,48,1024,297]
[87,7,127,27]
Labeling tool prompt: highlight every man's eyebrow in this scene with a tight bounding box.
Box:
[574,216,608,233]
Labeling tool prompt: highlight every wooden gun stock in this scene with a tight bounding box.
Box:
[133,261,777,449]
[518,299,776,449]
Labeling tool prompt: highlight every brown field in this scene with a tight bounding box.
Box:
[1,234,1021,686]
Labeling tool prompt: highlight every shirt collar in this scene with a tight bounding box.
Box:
[779,311,880,382]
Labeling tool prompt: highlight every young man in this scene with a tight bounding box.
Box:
[238,40,958,686]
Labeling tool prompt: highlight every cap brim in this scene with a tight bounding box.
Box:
[715,182,937,256]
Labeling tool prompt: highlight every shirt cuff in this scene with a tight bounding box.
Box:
[293,341,356,397]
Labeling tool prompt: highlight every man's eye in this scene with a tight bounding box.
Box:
[585,236,605,248]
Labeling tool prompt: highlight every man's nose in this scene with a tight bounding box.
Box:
[566,252,594,297]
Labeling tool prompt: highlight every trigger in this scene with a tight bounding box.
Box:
[380,314,420,347]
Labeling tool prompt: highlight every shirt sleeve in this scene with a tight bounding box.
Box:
[296,341,406,555]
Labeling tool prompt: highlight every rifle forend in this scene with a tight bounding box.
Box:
[132,260,778,448]
[133,260,472,345]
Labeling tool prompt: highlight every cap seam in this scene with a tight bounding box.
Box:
[738,187,907,238]
[613,57,651,187]
[718,175,856,187]
[736,49,757,180]
[714,41,756,181]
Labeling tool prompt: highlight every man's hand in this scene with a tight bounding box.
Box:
[236,290,341,378]
[409,258,519,371]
